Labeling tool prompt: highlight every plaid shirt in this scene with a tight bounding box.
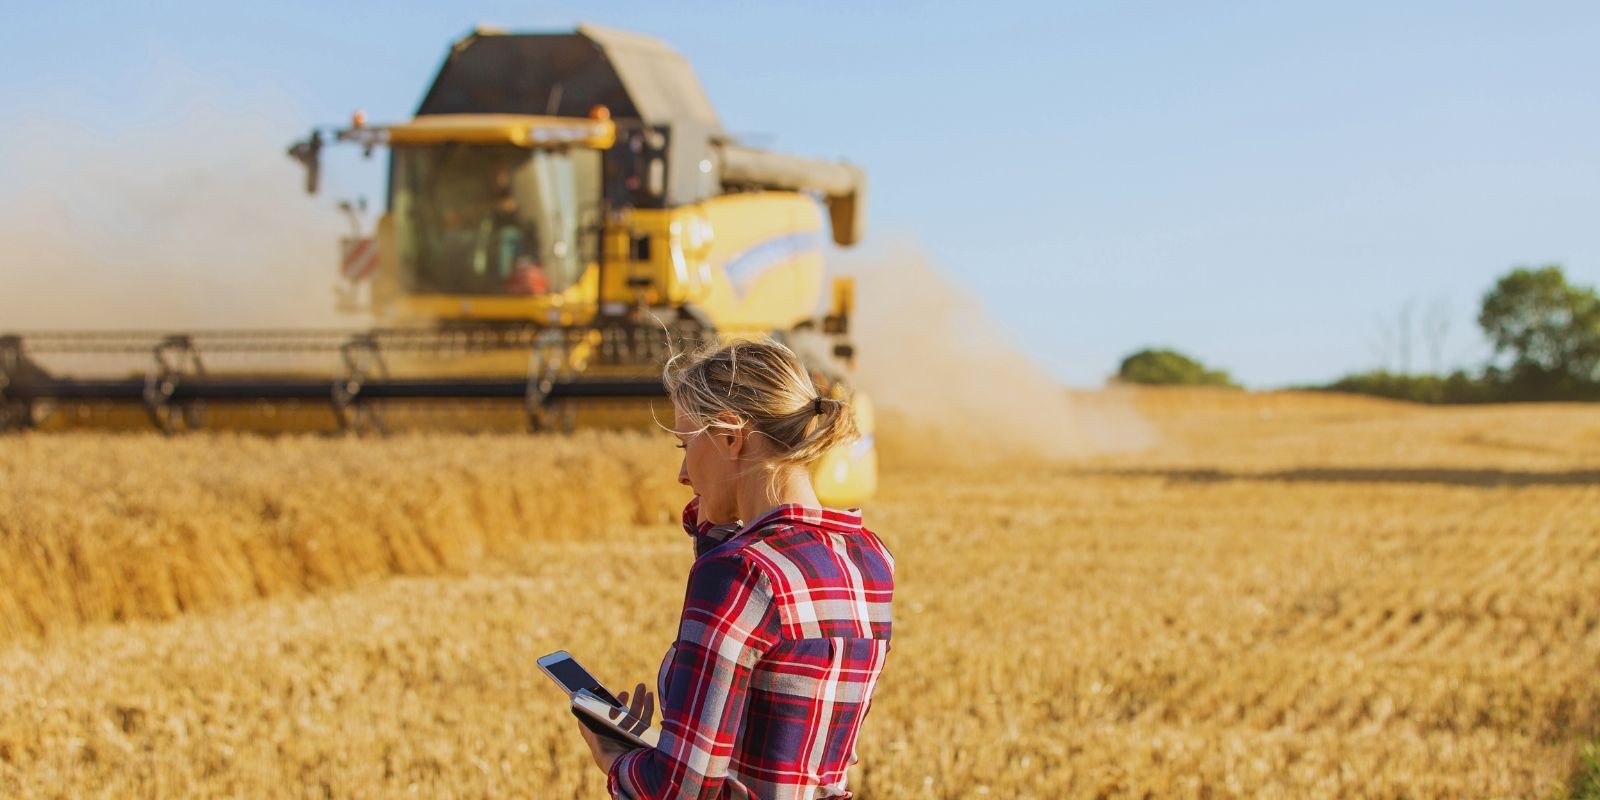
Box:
[607,498,895,800]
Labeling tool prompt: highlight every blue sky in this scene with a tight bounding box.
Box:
[3,2,1597,386]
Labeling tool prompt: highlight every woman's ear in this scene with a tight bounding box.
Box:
[717,411,746,459]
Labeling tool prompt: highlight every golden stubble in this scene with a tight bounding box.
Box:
[0,431,685,639]
[1,389,1598,798]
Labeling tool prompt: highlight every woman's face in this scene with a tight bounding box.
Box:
[673,402,740,524]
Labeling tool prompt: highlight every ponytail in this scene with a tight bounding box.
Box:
[665,337,859,470]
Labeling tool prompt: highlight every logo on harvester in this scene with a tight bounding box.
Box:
[340,237,378,282]
[723,231,821,297]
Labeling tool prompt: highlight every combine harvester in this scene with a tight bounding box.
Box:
[0,25,877,504]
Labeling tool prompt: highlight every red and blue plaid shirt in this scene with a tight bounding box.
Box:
[607,498,895,800]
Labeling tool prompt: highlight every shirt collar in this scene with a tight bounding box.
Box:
[735,503,864,538]
[697,521,744,547]
[686,499,865,555]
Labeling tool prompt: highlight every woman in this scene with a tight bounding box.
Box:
[578,338,895,799]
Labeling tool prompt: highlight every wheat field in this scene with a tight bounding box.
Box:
[1,389,1597,798]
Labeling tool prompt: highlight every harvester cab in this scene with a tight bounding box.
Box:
[5,24,877,506]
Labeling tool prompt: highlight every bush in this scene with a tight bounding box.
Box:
[1118,348,1237,388]
[1316,370,1501,404]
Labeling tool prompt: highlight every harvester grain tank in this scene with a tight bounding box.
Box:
[0,25,878,505]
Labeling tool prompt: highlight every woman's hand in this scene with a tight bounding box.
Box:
[577,682,655,775]
[578,717,636,774]
[610,683,655,734]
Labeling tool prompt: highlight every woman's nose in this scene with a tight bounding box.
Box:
[678,457,691,487]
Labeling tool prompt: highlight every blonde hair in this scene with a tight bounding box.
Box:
[665,337,858,470]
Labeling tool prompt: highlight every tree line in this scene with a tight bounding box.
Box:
[1117,265,1600,403]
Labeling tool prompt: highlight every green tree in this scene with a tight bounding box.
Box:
[1118,348,1237,388]
[1477,265,1600,397]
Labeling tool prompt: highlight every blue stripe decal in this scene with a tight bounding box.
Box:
[723,231,822,296]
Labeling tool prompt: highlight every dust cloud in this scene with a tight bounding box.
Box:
[0,88,349,333]
[832,241,1156,467]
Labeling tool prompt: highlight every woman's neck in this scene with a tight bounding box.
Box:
[735,465,821,525]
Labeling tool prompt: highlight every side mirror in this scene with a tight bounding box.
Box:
[286,130,324,195]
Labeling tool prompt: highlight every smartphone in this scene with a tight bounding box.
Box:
[537,650,624,707]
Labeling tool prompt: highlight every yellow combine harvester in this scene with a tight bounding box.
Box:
[0,25,877,505]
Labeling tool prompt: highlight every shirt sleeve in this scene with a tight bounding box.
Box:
[607,550,780,800]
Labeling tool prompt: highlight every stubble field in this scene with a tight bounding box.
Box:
[1,389,1597,798]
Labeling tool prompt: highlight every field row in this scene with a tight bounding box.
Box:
[2,394,1597,796]
[0,432,683,640]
